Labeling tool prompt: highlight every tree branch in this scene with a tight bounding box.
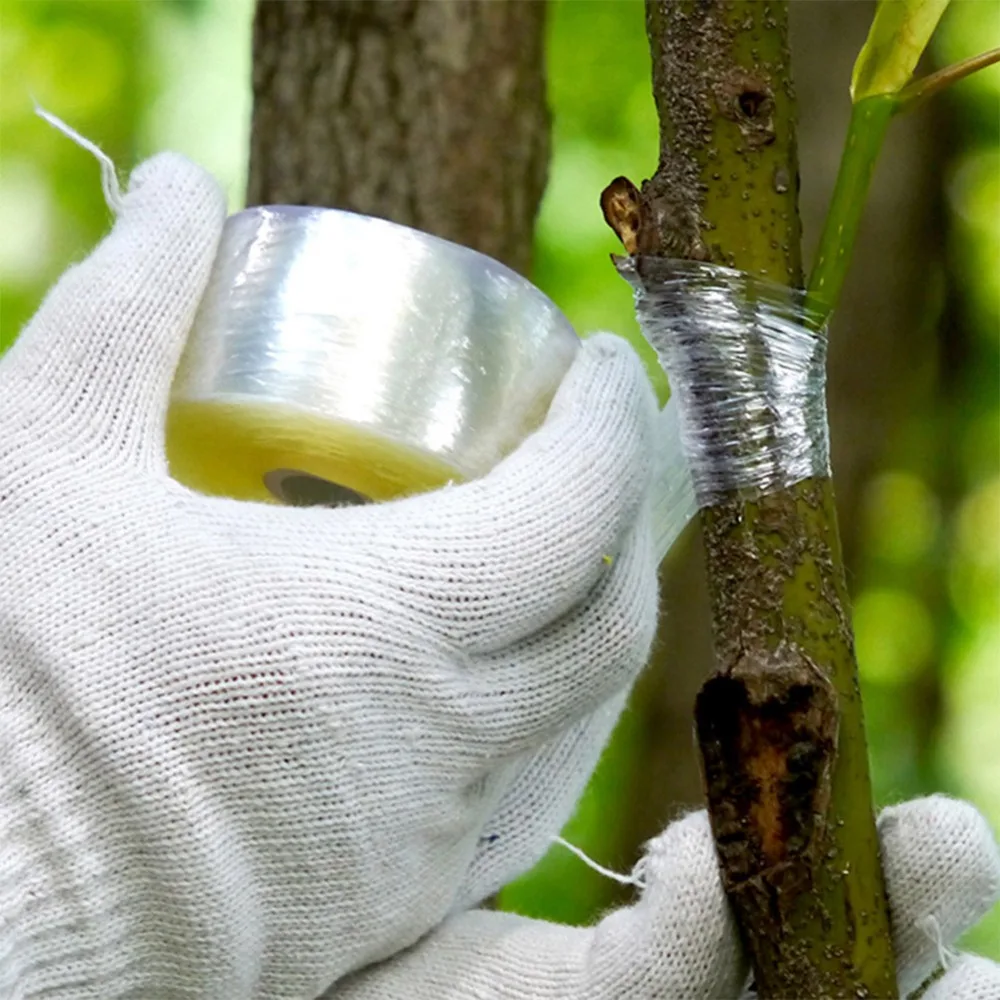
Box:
[606,2,898,995]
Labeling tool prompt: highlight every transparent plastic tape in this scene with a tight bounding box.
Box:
[651,396,698,563]
[620,256,830,508]
[165,206,581,507]
[165,205,703,566]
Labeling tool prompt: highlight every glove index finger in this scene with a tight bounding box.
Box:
[6,152,226,466]
[879,795,1000,997]
[378,333,660,651]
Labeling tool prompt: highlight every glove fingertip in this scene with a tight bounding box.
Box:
[639,809,727,919]
[880,795,1000,904]
[572,332,659,422]
[880,795,1000,996]
[123,151,228,231]
[920,953,1000,1000]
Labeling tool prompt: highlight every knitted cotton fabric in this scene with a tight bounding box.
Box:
[0,153,662,997]
[337,799,1000,1000]
[2,154,998,1000]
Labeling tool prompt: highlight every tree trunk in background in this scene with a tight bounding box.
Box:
[246,0,549,277]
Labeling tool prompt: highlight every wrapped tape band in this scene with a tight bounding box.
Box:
[621,257,830,507]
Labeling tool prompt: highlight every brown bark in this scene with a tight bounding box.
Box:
[595,4,952,911]
[607,2,897,995]
[247,0,550,276]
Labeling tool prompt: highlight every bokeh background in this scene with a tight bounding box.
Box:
[2,0,997,962]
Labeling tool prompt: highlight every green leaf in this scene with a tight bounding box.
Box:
[851,0,951,102]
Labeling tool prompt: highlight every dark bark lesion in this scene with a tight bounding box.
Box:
[696,647,849,1000]
[697,649,839,883]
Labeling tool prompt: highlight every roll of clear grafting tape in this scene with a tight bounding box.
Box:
[166,206,698,561]
[167,206,581,506]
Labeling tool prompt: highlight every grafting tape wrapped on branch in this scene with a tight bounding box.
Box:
[618,255,830,508]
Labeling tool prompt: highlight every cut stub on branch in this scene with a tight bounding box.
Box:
[696,648,845,995]
[696,647,839,920]
[600,176,646,257]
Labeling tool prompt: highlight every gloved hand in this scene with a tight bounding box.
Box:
[0,153,660,997]
[334,796,1000,1000]
[2,152,997,1000]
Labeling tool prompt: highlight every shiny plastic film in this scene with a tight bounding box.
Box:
[166,206,699,565]
[620,257,831,508]
[167,206,581,506]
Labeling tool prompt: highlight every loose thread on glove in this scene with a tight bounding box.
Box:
[916,913,959,973]
[32,101,124,215]
[550,836,646,890]
[618,257,830,507]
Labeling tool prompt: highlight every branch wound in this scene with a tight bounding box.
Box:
[696,647,838,907]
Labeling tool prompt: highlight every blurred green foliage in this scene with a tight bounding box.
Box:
[1,0,997,963]
[0,0,152,350]
[530,0,669,402]
[852,0,1000,958]
[927,3,1000,958]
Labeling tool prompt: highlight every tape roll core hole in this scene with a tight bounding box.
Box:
[263,469,372,508]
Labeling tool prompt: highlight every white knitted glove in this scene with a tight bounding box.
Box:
[881,797,1000,1000]
[3,153,998,1000]
[333,796,1000,1000]
[0,153,660,997]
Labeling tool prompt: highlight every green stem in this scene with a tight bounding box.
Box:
[897,47,1000,110]
[806,95,895,323]
[805,47,1000,333]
